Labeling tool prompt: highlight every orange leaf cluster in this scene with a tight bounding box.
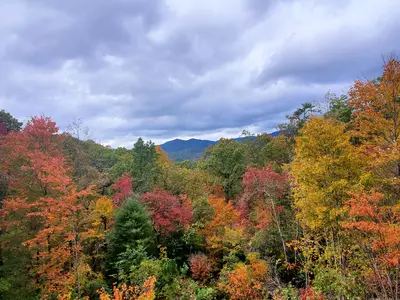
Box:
[98,276,156,300]
[342,190,400,266]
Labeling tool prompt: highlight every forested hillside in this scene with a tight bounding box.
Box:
[0,59,399,299]
[159,133,281,162]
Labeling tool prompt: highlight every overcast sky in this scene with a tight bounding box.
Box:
[0,0,399,147]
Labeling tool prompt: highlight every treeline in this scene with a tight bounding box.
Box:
[0,58,399,299]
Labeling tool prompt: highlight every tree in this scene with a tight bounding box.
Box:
[84,196,114,276]
[0,116,94,297]
[342,190,400,299]
[0,116,65,199]
[219,253,269,300]
[110,148,134,180]
[291,117,365,231]
[0,122,6,136]
[201,196,243,252]
[111,173,134,207]
[290,116,366,283]
[140,189,193,236]
[189,254,213,282]
[260,135,293,166]
[98,276,157,300]
[132,138,158,194]
[240,166,290,261]
[349,58,400,177]
[324,91,353,123]
[0,110,22,135]
[107,198,156,277]
[201,139,246,200]
[279,102,320,137]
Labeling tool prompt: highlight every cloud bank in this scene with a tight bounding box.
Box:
[0,0,399,146]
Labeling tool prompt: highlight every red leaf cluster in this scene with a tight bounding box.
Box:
[189,254,213,282]
[140,188,193,235]
[239,166,288,225]
[242,166,288,202]
[112,172,134,207]
[299,286,325,300]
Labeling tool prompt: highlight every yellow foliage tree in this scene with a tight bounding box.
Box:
[291,117,367,277]
[291,117,365,231]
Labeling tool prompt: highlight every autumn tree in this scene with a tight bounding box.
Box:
[111,172,134,207]
[201,196,244,253]
[0,116,94,298]
[189,253,213,282]
[84,196,115,275]
[349,58,400,196]
[342,190,400,299]
[98,276,157,300]
[241,166,290,261]
[140,189,193,236]
[219,252,269,300]
[290,116,366,289]
[291,117,365,231]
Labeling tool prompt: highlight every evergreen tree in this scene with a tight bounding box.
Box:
[107,198,156,277]
[132,138,158,193]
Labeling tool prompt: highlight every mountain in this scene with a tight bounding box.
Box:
[160,138,217,161]
[160,131,281,162]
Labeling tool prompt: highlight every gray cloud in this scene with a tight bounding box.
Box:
[0,0,399,147]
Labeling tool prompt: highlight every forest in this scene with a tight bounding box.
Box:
[0,58,399,299]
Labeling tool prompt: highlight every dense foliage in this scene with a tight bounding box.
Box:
[0,58,399,299]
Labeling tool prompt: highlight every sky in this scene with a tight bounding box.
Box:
[0,0,399,147]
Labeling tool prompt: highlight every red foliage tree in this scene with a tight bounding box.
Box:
[240,166,289,260]
[189,254,213,282]
[112,172,134,207]
[0,116,93,296]
[140,189,193,235]
[299,286,325,300]
[0,116,66,198]
[240,166,288,216]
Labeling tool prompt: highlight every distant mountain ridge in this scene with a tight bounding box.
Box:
[160,131,281,162]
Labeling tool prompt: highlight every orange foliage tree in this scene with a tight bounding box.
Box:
[342,190,400,298]
[98,276,156,300]
[219,253,269,299]
[0,116,94,297]
[201,196,244,252]
[349,58,400,178]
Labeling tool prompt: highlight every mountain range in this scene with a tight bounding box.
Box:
[160,131,281,161]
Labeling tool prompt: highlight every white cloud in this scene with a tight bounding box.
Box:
[0,0,398,147]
